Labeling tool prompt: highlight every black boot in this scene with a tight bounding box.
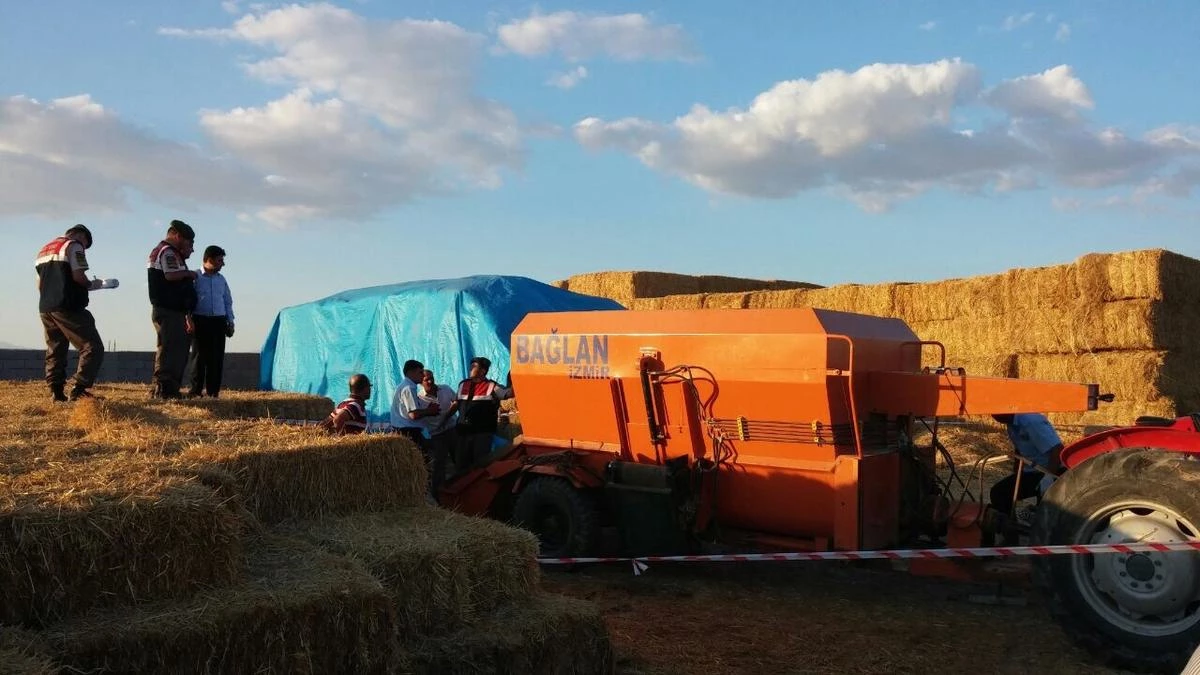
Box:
[50,385,68,403]
[69,386,99,401]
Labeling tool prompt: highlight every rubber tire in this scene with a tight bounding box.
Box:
[512,476,600,559]
[1032,448,1200,673]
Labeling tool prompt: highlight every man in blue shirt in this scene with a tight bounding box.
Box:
[990,412,1066,519]
[186,245,235,398]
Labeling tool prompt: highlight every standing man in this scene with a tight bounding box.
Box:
[418,368,457,498]
[147,220,198,400]
[187,245,235,398]
[445,357,514,469]
[390,359,439,447]
[34,225,118,402]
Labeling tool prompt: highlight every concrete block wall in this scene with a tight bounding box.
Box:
[0,349,261,390]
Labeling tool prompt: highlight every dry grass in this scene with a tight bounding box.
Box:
[173,389,335,421]
[406,594,613,675]
[179,420,427,524]
[1,475,243,627]
[1,393,244,626]
[0,382,425,627]
[0,628,56,675]
[43,535,400,675]
[284,507,540,635]
[1,381,614,675]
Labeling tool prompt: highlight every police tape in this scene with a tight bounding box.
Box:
[537,541,1200,575]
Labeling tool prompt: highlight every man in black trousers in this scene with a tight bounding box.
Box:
[187,245,235,398]
[148,220,198,399]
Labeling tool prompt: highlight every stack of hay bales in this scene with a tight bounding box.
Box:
[0,385,612,674]
[553,270,819,307]
[583,250,1199,427]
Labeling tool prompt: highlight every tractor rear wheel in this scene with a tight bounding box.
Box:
[1032,448,1200,672]
[512,476,600,559]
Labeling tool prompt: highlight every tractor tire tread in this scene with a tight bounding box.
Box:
[1031,447,1200,673]
[513,476,600,559]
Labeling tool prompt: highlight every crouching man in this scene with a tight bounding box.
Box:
[320,374,371,435]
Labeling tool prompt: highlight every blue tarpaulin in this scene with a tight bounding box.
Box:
[259,275,623,422]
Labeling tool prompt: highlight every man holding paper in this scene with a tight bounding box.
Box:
[34,224,119,402]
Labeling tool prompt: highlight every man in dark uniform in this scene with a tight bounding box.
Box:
[443,357,514,469]
[35,225,118,402]
[147,220,198,399]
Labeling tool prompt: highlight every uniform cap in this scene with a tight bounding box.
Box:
[65,224,93,249]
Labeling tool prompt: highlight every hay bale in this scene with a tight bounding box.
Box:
[909,299,1200,357]
[44,535,399,675]
[65,397,218,455]
[1,460,242,627]
[746,288,813,310]
[701,292,751,309]
[406,594,613,675]
[747,284,898,316]
[172,390,334,421]
[1015,351,1170,404]
[553,271,815,306]
[178,422,427,523]
[1048,399,1180,428]
[286,507,539,634]
[656,294,706,310]
[628,297,667,310]
[892,277,1005,322]
[1071,249,1200,303]
[0,628,56,675]
[549,271,640,306]
[697,275,820,294]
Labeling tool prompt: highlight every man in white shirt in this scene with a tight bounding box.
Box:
[418,368,457,498]
[187,245,235,398]
[390,359,438,448]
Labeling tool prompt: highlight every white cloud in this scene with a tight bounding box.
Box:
[918,21,938,31]
[574,59,1200,212]
[0,94,285,218]
[496,11,694,62]
[1055,23,1071,42]
[983,65,1093,120]
[221,0,241,14]
[7,4,526,227]
[1001,12,1037,31]
[1051,196,1083,212]
[547,66,589,89]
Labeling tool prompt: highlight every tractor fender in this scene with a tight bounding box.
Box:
[1061,415,1200,469]
[510,451,608,494]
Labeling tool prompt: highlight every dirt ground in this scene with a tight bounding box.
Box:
[544,561,1129,675]
[540,423,1124,675]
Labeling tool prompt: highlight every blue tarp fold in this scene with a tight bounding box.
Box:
[259,275,622,422]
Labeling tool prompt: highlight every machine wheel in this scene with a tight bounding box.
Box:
[512,476,600,559]
[1032,448,1200,672]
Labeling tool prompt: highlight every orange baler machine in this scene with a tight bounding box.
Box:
[468,307,1100,554]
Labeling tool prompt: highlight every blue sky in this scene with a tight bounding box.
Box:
[2,1,1197,351]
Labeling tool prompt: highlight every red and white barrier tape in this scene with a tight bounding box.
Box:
[538,541,1200,575]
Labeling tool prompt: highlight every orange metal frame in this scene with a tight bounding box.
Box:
[450,307,1099,554]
